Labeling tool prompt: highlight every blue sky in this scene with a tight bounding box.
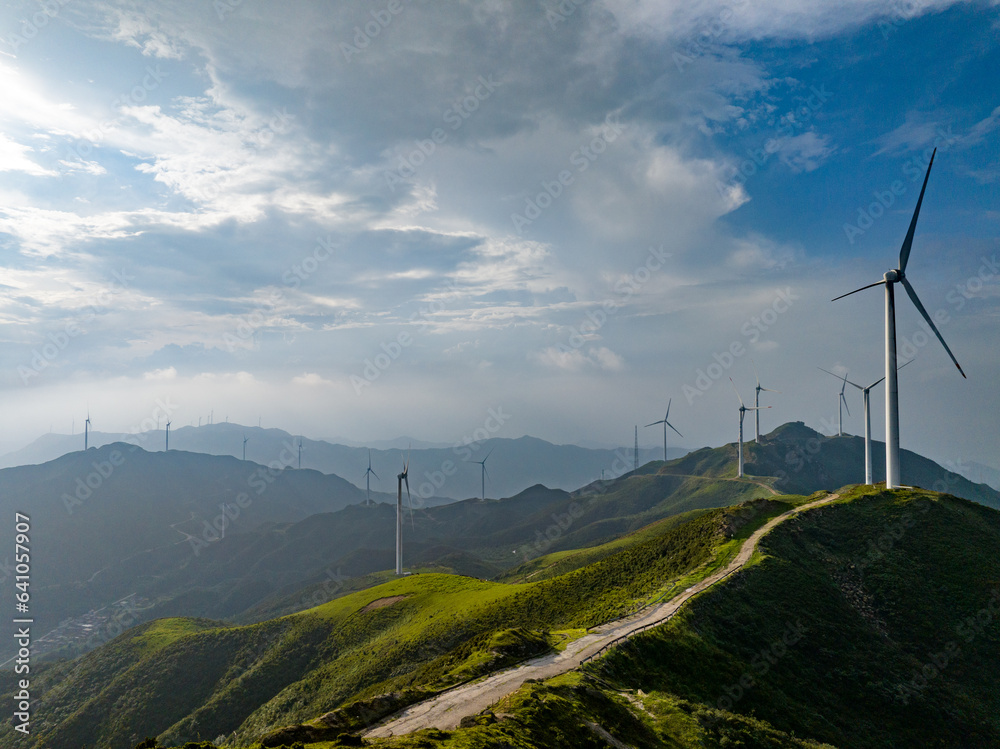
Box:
[0,0,997,471]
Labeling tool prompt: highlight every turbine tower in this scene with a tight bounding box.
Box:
[752,360,780,442]
[819,360,913,485]
[834,148,965,489]
[645,399,682,462]
[364,449,378,506]
[298,439,303,469]
[396,449,412,575]
[165,421,171,451]
[474,447,493,500]
[84,412,91,450]
[730,378,768,478]
[242,434,248,461]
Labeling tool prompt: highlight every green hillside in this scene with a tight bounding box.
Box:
[1,499,791,749]
[360,486,1000,748]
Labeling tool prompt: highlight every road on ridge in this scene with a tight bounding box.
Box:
[366,491,840,737]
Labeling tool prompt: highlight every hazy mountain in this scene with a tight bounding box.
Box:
[0,422,672,499]
[952,459,1000,492]
[0,444,451,663]
[668,421,1000,509]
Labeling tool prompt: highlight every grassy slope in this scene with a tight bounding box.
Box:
[587,486,1000,748]
[339,487,1000,749]
[2,500,792,749]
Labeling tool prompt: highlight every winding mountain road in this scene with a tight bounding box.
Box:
[366,491,840,738]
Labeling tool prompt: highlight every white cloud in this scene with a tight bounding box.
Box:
[0,133,57,176]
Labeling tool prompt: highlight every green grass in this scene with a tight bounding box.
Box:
[587,486,1000,748]
[3,498,779,749]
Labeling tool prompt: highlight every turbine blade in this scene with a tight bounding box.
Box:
[832,280,885,302]
[818,367,863,390]
[665,398,671,421]
[899,148,935,273]
[900,277,966,377]
[404,475,414,530]
[483,446,494,463]
[729,377,744,407]
[644,420,664,428]
[666,421,683,438]
[841,393,851,417]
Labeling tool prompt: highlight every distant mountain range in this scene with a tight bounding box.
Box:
[0,422,673,500]
[1,421,996,671]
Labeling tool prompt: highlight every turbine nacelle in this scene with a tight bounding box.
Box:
[884,269,901,283]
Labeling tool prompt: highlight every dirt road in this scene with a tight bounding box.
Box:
[366,492,840,737]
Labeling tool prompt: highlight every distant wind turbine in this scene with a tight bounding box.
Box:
[364,449,378,507]
[752,360,780,442]
[84,412,91,450]
[474,447,494,500]
[833,148,965,489]
[836,371,851,436]
[242,434,248,461]
[819,360,913,485]
[396,448,413,575]
[645,399,682,462]
[298,439,303,469]
[730,378,769,478]
[166,421,171,451]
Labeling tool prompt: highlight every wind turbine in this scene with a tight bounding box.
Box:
[752,360,780,442]
[730,378,768,478]
[645,399,682,462]
[166,421,171,451]
[474,447,493,500]
[819,360,913,485]
[84,412,91,450]
[297,439,303,469]
[396,448,413,575]
[364,449,378,506]
[242,434,248,461]
[836,371,851,436]
[833,148,965,489]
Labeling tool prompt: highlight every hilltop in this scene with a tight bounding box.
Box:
[666,421,1000,508]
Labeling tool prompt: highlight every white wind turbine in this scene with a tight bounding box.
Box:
[364,449,378,507]
[645,399,682,462]
[752,360,780,442]
[836,371,851,436]
[819,359,913,485]
[84,411,91,450]
[474,447,494,500]
[395,448,414,575]
[242,434,248,461]
[833,148,965,489]
[165,421,171,451]
[730,378,769,478]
